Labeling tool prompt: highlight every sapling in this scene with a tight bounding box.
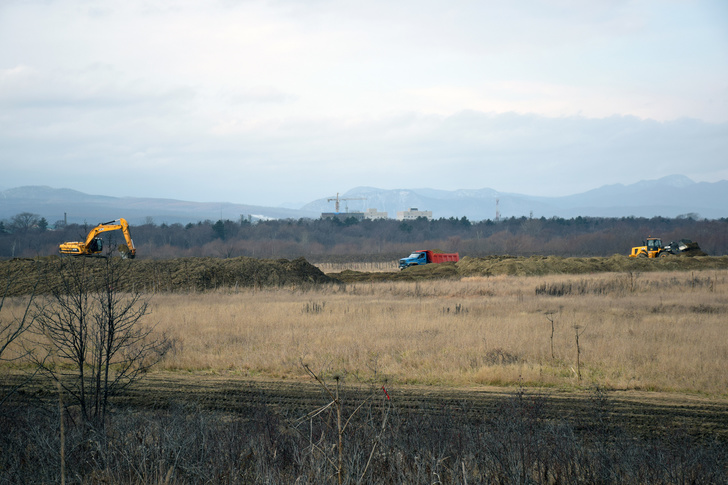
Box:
[544,311,557,360]
[573,324,587,382]
[297,362,391,485]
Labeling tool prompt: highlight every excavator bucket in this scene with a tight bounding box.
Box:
[118,244,135,259]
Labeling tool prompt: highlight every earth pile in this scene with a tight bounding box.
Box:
[330,254,728,282]
[3,254,728,293]
[0,256,334,297]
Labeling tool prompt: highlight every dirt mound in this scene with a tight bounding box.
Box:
[330,254,728,282]
[4,255,727,293]
[456,254,728,277]
[0,256,335,297]
[679,241,707,256]
[329,261,461,283]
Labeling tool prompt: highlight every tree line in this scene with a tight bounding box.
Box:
[1,211,727,260]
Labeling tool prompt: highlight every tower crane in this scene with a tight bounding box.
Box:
[327,193,367,213]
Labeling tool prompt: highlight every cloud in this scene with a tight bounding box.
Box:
[2,103,725,202]
[1,0,726,205]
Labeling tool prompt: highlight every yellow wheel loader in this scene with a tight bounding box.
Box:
[629,236,667,258]
[629,236,700,258]
[59,218,136,259]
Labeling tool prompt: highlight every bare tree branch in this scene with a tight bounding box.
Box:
[0,262,41,411]
[30,256,169,426]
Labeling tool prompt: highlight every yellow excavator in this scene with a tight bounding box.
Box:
[59,218,136,259]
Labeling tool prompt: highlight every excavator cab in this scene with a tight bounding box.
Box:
[88,238,103,253]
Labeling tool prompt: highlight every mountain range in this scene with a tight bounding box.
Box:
[304,175,726,220]
[0,175,726,225]
[0,186,318,226]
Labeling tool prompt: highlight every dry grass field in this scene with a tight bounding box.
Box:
[152,269,728,396]
[3,264,727,483]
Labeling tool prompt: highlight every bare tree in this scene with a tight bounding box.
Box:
[9,212,41,233]
[0,263,40,410]
[91,256,166,421]
[31,256,168,425]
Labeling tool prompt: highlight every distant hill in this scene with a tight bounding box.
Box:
[1,176,726,225]
[0,186,318,225]
[303,175,728,220]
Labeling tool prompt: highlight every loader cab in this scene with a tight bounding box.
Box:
[645,238,662,252]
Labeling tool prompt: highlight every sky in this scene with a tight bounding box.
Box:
[1,0,727,208]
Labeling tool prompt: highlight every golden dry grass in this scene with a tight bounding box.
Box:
[148,270,728,396]
[315,261,399,273]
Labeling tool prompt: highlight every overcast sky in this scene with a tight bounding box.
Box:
[1,0,727,207]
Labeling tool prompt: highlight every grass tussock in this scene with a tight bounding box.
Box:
[146,270,728,396]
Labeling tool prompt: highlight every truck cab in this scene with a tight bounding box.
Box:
[399,251,428,269]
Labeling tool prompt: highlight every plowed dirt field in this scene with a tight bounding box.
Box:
[5,372,727,444]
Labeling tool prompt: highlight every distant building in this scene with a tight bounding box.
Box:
[322,208,389,221]
[363,208,388,220]
[396,207,432,221]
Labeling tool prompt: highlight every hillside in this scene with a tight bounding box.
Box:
[2,175,727,226]
[303,176,728,220]
[0,186,318,225]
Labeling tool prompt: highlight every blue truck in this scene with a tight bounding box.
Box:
[399,250,460,270]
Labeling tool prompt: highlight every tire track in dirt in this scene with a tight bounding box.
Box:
[5,372,726,443]
[104,374,728,443]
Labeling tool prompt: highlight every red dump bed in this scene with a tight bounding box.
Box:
[417,250,460,264]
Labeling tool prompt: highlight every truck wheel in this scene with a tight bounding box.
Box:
[637,252,647,258]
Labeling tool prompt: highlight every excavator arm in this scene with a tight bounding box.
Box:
[116,218,136,258]
[83,219,118,246]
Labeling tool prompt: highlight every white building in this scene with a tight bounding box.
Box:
[363,208,388,220]
[396,207,432,221]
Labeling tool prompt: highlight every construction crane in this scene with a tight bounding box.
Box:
[327,193,367,213]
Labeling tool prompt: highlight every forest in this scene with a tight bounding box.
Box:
[1,211,726,260]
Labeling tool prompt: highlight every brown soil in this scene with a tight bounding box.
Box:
[0,256,335,296]
[5,372,727,443]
